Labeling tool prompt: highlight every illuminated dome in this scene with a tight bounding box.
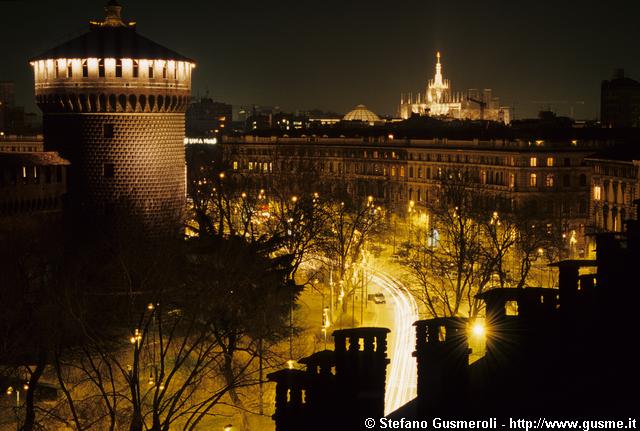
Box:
[343,104,380,122]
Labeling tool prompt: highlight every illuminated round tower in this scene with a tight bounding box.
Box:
[30,1,195,236]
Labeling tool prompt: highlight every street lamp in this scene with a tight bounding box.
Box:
[6,386,22,431]
[408,200,415,244]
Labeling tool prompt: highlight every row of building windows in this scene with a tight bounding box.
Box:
[42,59,189,81]
[592,182,636,204]
[235,157,587,190]
[530,173,587,188]
[0,165,64,187]
[0,196,61,215]
[239,146,579,168]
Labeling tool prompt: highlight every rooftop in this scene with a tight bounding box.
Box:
[31,1,194,63]
[0,152,70,166]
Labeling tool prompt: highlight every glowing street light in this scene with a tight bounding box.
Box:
[471,320,486,337]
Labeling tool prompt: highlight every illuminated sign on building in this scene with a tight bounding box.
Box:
[184,137,217,145]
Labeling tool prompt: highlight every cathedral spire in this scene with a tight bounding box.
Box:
[434,51,443,86]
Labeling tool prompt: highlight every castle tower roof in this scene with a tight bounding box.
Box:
[31,1,193,62]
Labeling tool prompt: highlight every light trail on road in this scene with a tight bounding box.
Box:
[369,271,419,415]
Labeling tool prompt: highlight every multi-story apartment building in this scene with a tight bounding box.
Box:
[221,136,597,255]
[586,148,640,234]
[0,134,68,225]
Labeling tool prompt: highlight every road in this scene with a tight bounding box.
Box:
[367,270,419,415]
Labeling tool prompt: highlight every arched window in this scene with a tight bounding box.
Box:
[98,59,105,78]
[129,95,137,111]
[115,59,122,78]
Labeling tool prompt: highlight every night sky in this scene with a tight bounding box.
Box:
[1,0,639,119]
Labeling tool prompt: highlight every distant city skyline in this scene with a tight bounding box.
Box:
[1,0,639,119]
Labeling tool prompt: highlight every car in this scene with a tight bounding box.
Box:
[373,293,386,304]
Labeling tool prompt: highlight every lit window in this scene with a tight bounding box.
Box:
[509,173,515,188]
[529,157,537,167]
[506,300,519,316]
[418,167,422,178]
[233,161,238,170]
[545,174,554,187]
[248,162,253,171]
[530,173,537,187]
[391,167,396,177]
[594,185,601,201]
[546,157,554,167]
[400,166,405,177]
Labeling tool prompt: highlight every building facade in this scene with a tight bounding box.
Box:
[222,136,595,255]
[399,53,510,124]
[30,0,195,236]
[0,133,68,242]
[586,153,640,234]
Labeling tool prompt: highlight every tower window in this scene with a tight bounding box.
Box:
[103,124,114,138]
[103,163,115,178]
[98,59,105,78]
[133,60,139,78]
[115,59,122,78]
[82,60,88,77]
